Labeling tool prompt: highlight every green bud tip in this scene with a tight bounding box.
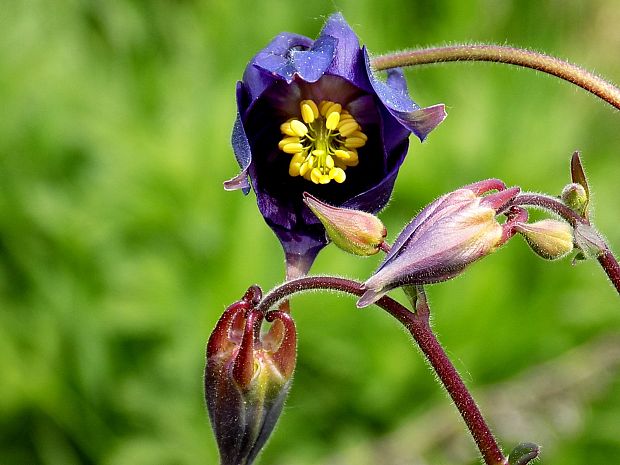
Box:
[561,183,588,217]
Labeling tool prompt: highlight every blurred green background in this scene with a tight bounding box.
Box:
[1,1,619,464]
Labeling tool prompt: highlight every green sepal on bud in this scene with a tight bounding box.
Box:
[515,219,573,260]
[303,192,387,256]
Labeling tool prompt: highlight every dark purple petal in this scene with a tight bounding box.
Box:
[363,49,447,141]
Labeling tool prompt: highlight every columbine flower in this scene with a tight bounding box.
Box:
[358,180,523,307]
[205,286,297,465]
[224,13,446,277]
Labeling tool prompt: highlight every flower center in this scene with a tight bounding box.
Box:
[278,99,367,185]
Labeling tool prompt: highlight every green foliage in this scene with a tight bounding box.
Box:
[1,1,618,464]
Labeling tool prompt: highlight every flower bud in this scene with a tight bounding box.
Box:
[515,219,574,260]
[358,181,520,307]
[303,192,387,256]
[205,286,296,465]
[561,182,588,217]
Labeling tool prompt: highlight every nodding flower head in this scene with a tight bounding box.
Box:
[224,13,446,276]
[358,179,523,307]
[205,286,296,465]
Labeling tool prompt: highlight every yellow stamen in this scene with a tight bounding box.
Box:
[278,98,367,185]
[300,100,319,123]
[290,119,308,137]
[278,136,300,151]
[330,167,346,183]
[325,155,334,169]
[280,120,297,136]
[310,168,322,184]
[337,120,359,137]
[333,149,350,160]
[344,137,365,149]
[343,150,359,167]
[282,142,304,154]
[289,160,302,176]
[325,111,340,130]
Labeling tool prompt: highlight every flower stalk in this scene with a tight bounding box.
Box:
[257,276,507,465]
[371,44,620,111]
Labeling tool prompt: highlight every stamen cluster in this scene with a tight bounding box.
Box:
[278,99,367,185]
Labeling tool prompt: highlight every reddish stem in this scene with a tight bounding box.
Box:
[257,276,507,465]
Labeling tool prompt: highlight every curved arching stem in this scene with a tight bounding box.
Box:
[257,276,507,465]
[371,45,620,111]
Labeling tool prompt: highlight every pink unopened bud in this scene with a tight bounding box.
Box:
[358,180,520,307]
[205,286,296,465]
[303,192,387,256]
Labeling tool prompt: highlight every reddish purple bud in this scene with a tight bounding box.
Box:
[358,181,519,307]
[205,287,297,465]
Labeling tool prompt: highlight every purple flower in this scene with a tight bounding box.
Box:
[225,13,446,277]
[358,180,524,307]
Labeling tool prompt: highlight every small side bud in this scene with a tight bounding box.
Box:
[561,183,588,217]
[515,219,573,260]
[303,192,387,256]
[205,287,297,465]
[508,442,540,465]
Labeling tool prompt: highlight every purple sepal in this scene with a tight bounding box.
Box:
[364,50,447,141]
[319,13,365,85]
[228,109,252,195]
[253,34,337,84]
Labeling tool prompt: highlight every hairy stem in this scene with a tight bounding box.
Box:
[257,276,506,465]
[371,45,620,111]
